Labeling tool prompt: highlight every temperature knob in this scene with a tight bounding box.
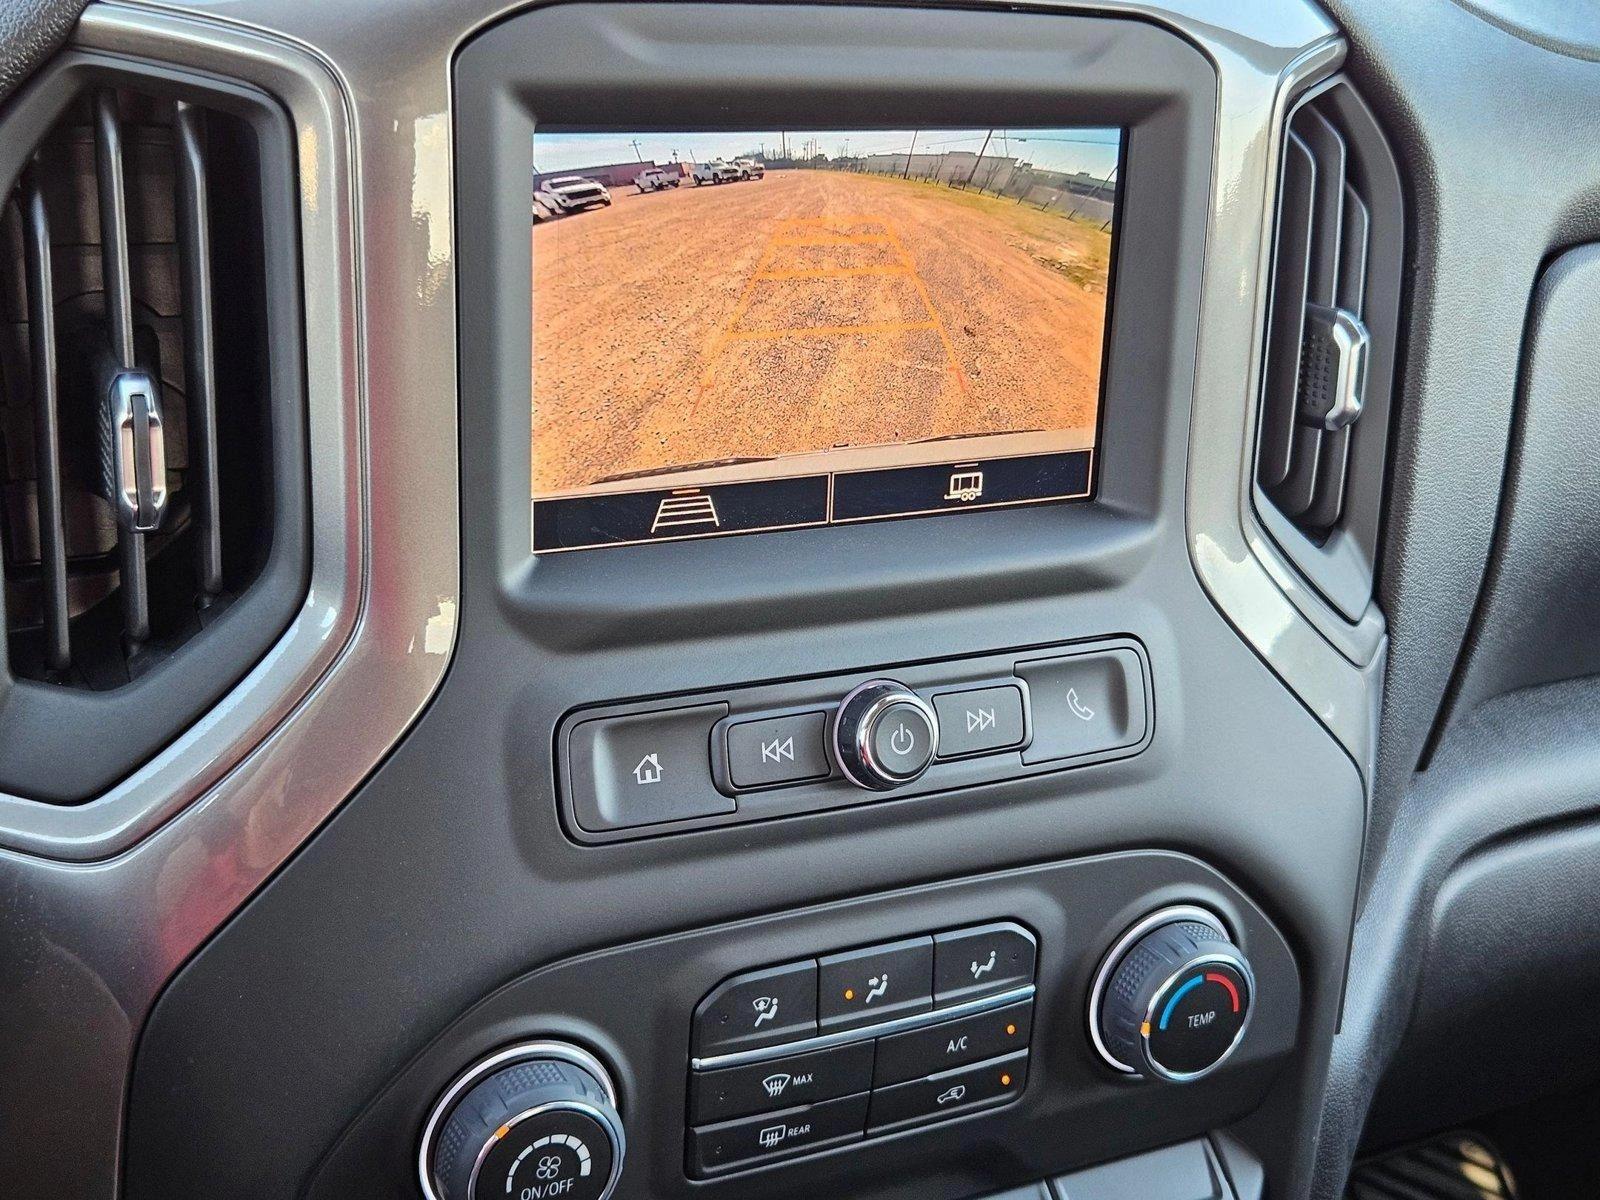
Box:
[1089,907,1255,1082]
[421,1042,624,1200]
[832,679,939,790]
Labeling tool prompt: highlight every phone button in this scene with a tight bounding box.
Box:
[1016,648,1148,764]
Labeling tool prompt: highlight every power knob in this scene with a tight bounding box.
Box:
[1089,907,1255,1082]
[420,1042,625,1200]
[831,679,939,790]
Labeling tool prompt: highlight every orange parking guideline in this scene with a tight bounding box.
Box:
[697,212,972,398]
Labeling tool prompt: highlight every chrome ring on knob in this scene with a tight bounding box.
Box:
[1086,904,1231,1076]
[417,1040,624,1200]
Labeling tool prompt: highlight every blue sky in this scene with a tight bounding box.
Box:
[533,128,1121,180]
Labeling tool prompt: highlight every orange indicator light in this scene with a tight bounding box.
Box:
[493,1124,511,1140]
[1001,1074,1013,1087]
[1141,1021,1152,1037]
[1006,1024,1017,1036]
[844,989,855,1001]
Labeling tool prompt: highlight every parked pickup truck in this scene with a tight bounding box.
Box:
[733,158,766,179]
[635,167,681,192]
[691,159,741,185]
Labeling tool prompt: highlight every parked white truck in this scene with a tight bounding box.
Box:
[691,159,741,185]
[634,167,681,192]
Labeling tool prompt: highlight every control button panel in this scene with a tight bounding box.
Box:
[558,637,1152,841]
[686,921,1038,1178]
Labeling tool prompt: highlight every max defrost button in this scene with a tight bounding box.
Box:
[726,712,831,789]
[691,1040,875,1123]
[568,703,732,832]
[694,961,819,1056]
[1017,648,1148,764]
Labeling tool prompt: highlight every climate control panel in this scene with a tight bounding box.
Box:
[686,922,1038,1176]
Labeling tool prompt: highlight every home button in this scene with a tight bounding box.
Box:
[567,702,734,831]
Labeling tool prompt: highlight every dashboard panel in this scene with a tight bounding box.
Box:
[5,0,1599,1197]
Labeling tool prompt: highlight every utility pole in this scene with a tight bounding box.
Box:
[629,138,644,162]
[904,130,917,179]
[965,129,994,188]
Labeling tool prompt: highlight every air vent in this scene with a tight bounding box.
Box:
[1254,77,1402,622]
[0,69,307,803]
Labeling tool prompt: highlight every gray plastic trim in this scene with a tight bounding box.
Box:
[0,2,456,856]
[0,0,458,1193]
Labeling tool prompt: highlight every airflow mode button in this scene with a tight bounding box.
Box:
[694,961,819,1056]
[933,923,1037,1006]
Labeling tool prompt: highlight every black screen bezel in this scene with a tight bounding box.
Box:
[460,1,1213,648]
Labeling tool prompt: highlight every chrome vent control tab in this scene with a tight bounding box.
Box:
[99,370,170,533]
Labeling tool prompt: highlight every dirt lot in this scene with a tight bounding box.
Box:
[532,170,1112,495]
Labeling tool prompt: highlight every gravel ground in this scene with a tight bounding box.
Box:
[532,170,1112,495]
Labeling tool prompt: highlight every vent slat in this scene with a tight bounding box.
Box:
[175,102,223,600]
[21,168,70,674]
[1258,132,1317,491]
[93,91,137,370]
[1337,184,1370,315]
[93,89,150,647]
[1299,110,1347,309]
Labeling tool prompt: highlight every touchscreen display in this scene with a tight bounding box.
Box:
[531,129,1120,552]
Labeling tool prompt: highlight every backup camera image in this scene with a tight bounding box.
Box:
[531,129,1120,551]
